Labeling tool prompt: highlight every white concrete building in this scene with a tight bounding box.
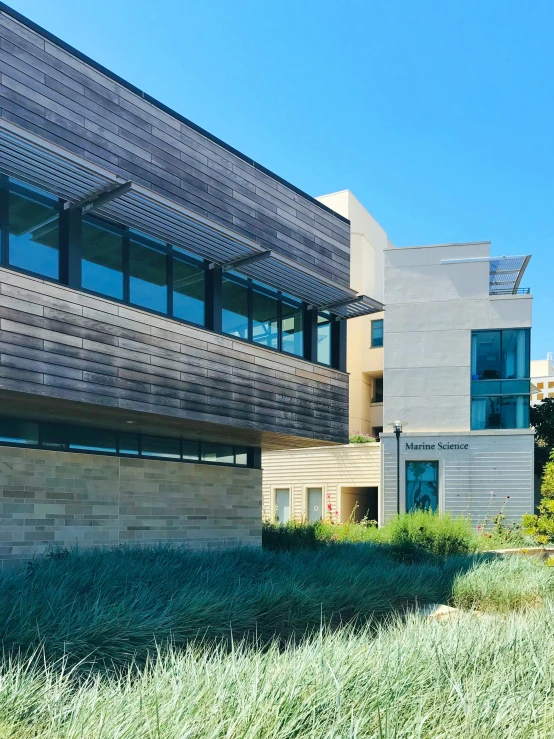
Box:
[263,194,535,527]
[531,353,554,404]
[379,243,534,525]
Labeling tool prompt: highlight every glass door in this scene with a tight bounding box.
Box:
[405,461,439,512]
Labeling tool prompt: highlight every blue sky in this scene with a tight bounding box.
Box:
[7,0,553,358]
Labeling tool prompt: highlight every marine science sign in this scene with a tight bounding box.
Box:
[405,442,469,450]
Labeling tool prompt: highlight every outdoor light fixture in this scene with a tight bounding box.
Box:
[390,420,406,515]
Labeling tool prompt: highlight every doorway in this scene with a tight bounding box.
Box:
[340,486,378,523]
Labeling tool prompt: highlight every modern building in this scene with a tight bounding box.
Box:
[531,353,554,404]
[0,5,382,564]
[263,198,535,525]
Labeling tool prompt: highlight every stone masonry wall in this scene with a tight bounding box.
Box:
[0,445,261,566]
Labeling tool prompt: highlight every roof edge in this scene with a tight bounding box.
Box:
[0,2,350,225]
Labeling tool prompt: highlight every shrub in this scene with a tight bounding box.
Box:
[348,433,376,443]
[384,510,478,559]
[523,449,554,545]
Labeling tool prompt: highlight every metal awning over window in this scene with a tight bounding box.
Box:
[0,120,383,318]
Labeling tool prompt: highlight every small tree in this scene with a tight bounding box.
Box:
[523,449,554,545]
[531,397,554,448]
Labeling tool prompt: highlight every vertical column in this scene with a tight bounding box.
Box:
[206,264,222,333]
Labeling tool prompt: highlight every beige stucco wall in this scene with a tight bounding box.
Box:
[0,446,261,566]
[317,191,388,436]
[262,443,381,522]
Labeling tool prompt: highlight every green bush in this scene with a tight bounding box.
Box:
[523,449,554,545]
[385,510,478,559]
[348,433,376,443]
[264,511,478,558]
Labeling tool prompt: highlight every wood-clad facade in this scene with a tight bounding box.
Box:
[0,5,350,286]
[0,5,361,561]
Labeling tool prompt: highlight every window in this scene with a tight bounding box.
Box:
[119,433,139,456]
[537,393,544,401]
[8,180,60,279]
[0,179,341,368]
[142,436,181,459]
[317,312,332,365]
[371,319,383,348]
[252,282,279,349]
[550,382,554,389]
[281,294,304,357]
[129,233,168,313]
[471,329,530,430]
[173,249,205,326]
[406,461,438,512]
[373,377,383,403]
[0,418,258,466]
[81,216,124,300]
[274,488,291,524]
[537,382,544,389]
[372,426,383,439]
[306,487,323,523]
[222,272,249,339]
[201,443,234,464]
[69,428,117,453]
[0,418,39,445]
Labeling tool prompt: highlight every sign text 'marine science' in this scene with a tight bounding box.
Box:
[405,442,469,450]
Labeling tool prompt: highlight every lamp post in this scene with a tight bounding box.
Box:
[392,420,403,515]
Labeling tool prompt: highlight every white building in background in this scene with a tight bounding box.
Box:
[379,244,534,524]
[263,194,535,526]
[531,353,554,404]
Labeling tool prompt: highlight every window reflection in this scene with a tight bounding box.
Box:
[252,282,279,348]
[82,216,124,300]
[282,295,303,357]
[173,250,205,326]
[129,234,168,313]
[317,312,332,365]
[222,272,249,338]
[8,180,59,279]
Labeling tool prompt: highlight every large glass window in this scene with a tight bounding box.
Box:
[222,272,249,339]
[281,295,304,357]
[69,428,117,454]
[201,443,234,465]
[252,282,279,349]
[471,329,530,429]
[129,233,168,313]
[81,216,124,300]
[173,249,205,326]
[373,377,383,403]
[371,319,384,348]
[8,180,60,279]
[406,461,439,512]
[317,312,332,365]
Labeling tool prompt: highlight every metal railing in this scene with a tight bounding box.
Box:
[489,287,531,295]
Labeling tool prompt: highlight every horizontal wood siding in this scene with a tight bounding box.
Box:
[0,10,350,286]
[262,444,380,520]
[0,268,349,447]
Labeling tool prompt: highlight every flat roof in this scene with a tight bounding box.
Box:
[0,1,349,225]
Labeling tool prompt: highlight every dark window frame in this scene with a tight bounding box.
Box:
[0,415,259,468]
[470,328,531,430]
[0,177,345,369]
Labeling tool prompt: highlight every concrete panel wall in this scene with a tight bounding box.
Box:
[383,243,532,433]
[262,443,381,521]
[0,445,261,566]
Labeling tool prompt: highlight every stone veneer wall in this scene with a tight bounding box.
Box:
[0,445,261,566]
